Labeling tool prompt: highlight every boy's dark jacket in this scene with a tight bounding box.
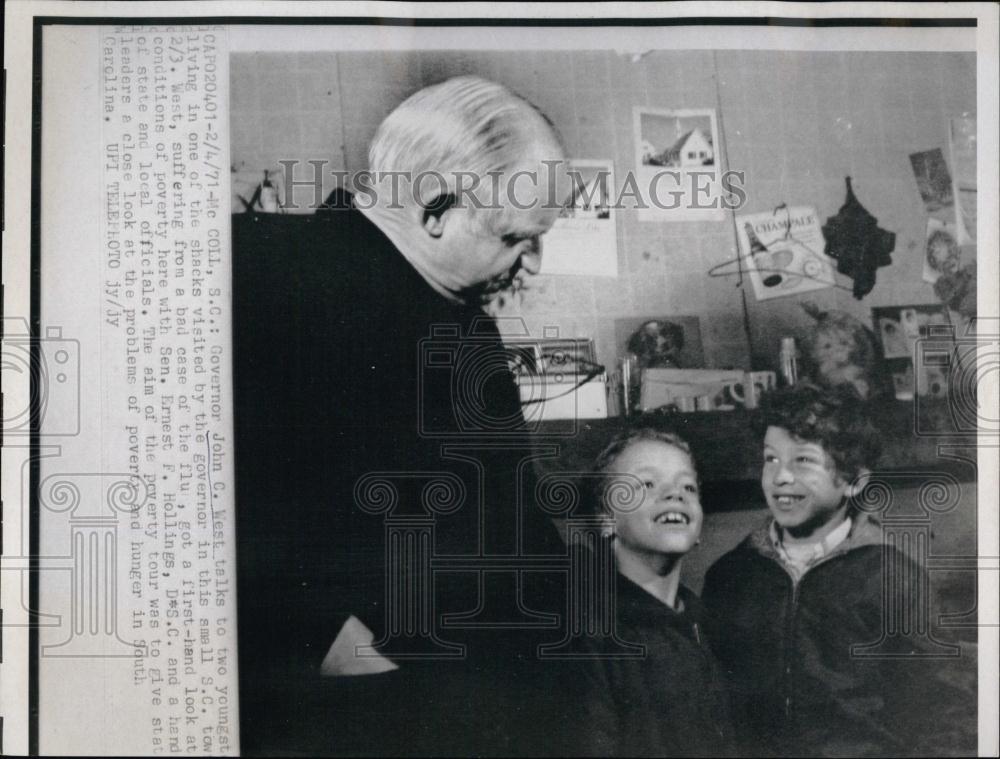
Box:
[702,512,976,757]
[559,565,736,757]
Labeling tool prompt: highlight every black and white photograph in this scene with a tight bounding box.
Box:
[2,3,998,758]
[638,112,716,168]
[909,147,955,213]
[633,106,725,221]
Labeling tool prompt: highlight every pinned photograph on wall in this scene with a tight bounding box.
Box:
[873,304,949,358]
[949,116,977,244]
[540,159,618,277]
[735,205,836,301]
[876,317,910,359]
[908,147,955,222]
[633,107,726,222]
[922,217,961,284]
[872,304,952,400]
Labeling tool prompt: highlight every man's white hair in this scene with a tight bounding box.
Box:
[367,76,561,218]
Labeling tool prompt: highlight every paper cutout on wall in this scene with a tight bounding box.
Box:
[821,177,895,300]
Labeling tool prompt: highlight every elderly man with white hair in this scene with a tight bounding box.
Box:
[359,75,567,303]
[234,76,572,756]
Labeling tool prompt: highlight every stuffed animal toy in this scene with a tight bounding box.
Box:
[934,262,977,319]
[800,303,887,399]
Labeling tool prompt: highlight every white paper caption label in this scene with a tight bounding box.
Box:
[100,25,236,755]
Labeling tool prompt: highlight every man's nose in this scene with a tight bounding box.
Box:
[519,239,542,275]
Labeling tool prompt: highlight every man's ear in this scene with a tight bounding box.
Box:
[845,468,870,498]
[421,193,458,238]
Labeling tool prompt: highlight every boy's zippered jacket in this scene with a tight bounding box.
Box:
[702,512,977,757]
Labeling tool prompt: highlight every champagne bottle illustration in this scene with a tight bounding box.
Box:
[744,222,783,287]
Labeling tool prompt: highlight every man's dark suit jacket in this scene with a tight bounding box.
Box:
[232,204,566,755]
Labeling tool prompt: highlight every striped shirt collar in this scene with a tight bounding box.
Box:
[769,516,853,580]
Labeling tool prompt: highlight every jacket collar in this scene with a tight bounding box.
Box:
[615,570,703,628]
[745,510,886,567]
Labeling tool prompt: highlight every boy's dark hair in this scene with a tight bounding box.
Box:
[588,427,695,516]
[755,383,881,479]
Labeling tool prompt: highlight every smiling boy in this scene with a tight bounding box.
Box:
[702,384,974,757]
[559,428,735,757]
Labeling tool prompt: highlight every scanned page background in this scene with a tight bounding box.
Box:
[35,23,238,756]
[2,3,998,757]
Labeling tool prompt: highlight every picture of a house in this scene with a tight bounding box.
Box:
[639,111,716,168]
[633,108,723,222]
[662,128,714,167]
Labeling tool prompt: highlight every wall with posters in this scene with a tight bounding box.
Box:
[230,49,975,375]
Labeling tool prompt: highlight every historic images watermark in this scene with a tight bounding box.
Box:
[2,318,81,438]
[913,318,1000,437]
[265,159,748,214]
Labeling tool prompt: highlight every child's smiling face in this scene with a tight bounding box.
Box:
[604,440,703,558]
[762,426,853,539]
